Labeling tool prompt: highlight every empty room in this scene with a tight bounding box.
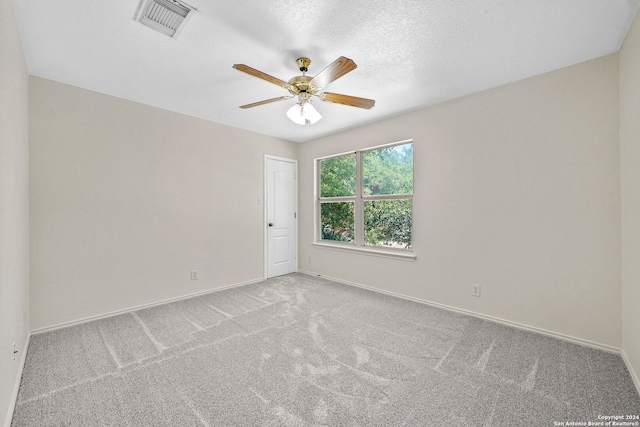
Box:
[2,0,640,425]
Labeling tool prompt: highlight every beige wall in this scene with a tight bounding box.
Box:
[299,55,621,349]
[0,0,30,423]
[29,77,298,330]
[620,10,640,390]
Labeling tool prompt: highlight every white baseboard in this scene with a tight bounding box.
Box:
[4,333,30,427]
[31,277,265,335]
[299,269,621,354]
[621,349,640,396]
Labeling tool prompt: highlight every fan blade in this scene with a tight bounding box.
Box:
[319,92,375,109]
[309,56,357,89]
[239,96,292,109]
[233,64,297,92]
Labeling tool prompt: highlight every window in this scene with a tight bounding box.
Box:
[317,140,413,252]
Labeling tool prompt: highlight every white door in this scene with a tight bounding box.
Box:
[265,156,297,278]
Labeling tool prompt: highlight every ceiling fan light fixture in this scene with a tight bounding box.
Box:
[287,102,321,125]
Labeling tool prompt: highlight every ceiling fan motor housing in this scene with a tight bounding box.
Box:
[287,75,316,96]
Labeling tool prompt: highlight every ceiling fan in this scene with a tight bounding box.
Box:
[232,56,375,125]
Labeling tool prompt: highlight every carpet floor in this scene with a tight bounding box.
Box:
[11,273,640,426]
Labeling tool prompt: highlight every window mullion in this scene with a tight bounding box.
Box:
[318,196,357,202]
[363,194,414,201]
[355,151,364,246]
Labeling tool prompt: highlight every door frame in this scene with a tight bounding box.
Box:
[264,155,298,279]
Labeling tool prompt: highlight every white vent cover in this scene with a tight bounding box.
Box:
[134,0,192,38]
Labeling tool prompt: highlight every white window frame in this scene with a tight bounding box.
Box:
[314,139,416,261]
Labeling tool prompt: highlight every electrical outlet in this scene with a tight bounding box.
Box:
[472,284,481,297]
[308,256,312,263]
[191,270,198,280]
[12,342,16,361]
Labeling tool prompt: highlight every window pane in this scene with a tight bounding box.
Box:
[363,143,413,196]
[320,154,356,197]
[364,199,412,249]
[321,202,354,243]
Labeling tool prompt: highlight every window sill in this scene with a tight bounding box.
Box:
[312,242,417,261]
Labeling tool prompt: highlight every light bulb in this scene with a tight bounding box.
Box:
[286,101,322,125]
[286,103,305,125]
[301,103,321,124]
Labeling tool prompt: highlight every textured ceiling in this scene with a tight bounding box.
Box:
[12,0,640,143]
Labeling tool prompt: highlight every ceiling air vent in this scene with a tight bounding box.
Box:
[134,0,193,38]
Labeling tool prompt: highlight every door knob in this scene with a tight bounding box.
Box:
[268,223,274,227]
